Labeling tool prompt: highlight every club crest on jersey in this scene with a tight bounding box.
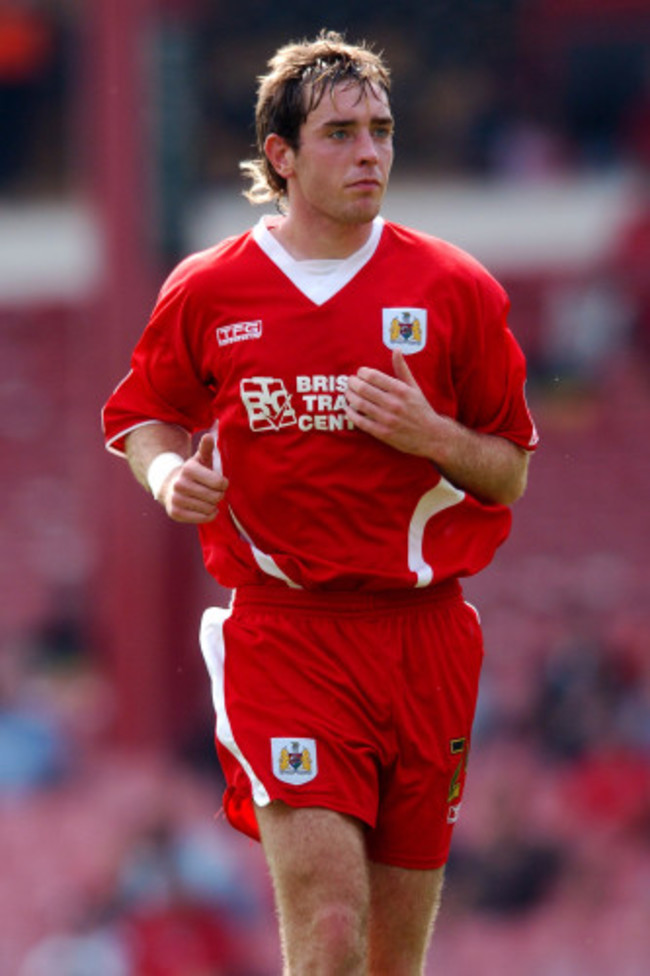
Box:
[271,738,318,785]
[382,307,427,355]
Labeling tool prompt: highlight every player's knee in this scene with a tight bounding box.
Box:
[308,901,366,971]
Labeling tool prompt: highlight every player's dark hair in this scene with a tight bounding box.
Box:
[240,30,391,206]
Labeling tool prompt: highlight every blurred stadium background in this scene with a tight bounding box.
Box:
[1,1,649,973]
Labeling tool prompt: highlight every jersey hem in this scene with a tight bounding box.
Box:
[231,578,462,614]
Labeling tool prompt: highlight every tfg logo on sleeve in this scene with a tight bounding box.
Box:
[216,320,262,346]
[382,307,427,354]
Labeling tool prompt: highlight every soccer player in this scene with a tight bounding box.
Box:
[102,30,538,975]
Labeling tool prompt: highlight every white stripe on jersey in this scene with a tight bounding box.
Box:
[408,478,465,586]
[229,506,303,589]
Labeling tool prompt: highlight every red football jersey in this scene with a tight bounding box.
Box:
[103,216,538,591]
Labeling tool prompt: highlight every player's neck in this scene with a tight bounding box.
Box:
[270,214,376,260]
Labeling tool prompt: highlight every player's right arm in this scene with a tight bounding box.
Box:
[125,423,228,524]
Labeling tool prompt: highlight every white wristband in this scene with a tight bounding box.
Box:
[146,452,184,500]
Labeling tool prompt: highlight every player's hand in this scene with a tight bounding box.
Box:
[159,433,229,523]
[345,350,447,457]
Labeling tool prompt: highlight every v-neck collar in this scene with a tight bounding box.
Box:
[252,215,384,306]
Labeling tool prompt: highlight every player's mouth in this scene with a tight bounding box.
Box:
[347,177,382,191]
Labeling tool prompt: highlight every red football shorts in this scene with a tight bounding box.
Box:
[199,580,484,870]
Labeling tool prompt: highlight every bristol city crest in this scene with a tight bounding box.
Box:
[382,307,427,354]
[271,737,318,785]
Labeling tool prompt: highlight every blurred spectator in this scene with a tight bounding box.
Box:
[116,810,262,919]
[13,591,114,756]
[0,638,70,795]
[20,922,129,976]
[488,117,570,180]
[620,65,650,171]
[537,276,632,390]
[185,1,650,187]
[447,779,565,917]
[0,586,118,797]
[567,747,650,838]
[611,191,650,373]
[113,805,268,974]
[121,901,246,976]
[12,763,272,975]
[1,1,647,199]
[530,606,647,762]
[0,0,57,191]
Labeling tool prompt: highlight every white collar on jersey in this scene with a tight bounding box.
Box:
[252,215,384,306]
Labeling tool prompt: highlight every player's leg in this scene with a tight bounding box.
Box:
[256,801,370,976]
[368,861,445,975]
[363,593,482,973]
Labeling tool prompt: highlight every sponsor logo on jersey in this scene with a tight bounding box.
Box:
[216,320,262,346]
[271,738,318,784]
[382,307,427,354]
[240,377,297,430]
[241,375,354,433]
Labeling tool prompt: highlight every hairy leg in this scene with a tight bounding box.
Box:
[256,802,370,976]
[368,862,445,975]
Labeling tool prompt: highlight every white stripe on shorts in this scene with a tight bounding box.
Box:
[199,606,270,808]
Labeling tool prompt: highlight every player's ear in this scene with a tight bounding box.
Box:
[264,133,295,180]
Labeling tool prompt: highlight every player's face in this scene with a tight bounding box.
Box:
[286,82,394,229]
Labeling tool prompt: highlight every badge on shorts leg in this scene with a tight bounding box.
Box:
[271,738,318,785]
[446,737,469,823]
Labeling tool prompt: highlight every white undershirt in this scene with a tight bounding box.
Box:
[252,215,385,306]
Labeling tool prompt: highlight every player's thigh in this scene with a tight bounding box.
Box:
[256,802,370,943]
[368,861,445,974]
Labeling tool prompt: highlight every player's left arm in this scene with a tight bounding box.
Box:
[344,350,530,506]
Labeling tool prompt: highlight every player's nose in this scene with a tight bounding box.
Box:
[355,127,380,163]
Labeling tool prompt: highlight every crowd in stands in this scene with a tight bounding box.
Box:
[0,610,278,975]
[1,1,650,196]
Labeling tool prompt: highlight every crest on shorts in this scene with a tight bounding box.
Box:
[382,307,427,354]
[446,737,469,822]
[271,738,318,785]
